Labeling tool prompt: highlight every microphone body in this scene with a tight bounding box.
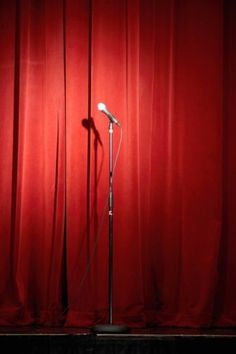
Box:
[97,103,121,127]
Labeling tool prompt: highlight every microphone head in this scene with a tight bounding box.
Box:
[97,102,106,112]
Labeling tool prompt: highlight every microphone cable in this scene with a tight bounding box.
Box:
[62,123,123,314]
[77,124,123,290]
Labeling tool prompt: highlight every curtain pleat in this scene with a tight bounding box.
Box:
[0,0,236,327]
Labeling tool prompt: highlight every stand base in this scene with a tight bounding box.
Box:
[92,324,129,334]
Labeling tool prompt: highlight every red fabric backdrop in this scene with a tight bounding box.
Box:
[0,0,236,327]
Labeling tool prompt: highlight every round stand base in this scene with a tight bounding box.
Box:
[92,324,129,334]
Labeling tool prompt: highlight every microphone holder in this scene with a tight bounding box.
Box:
[92,122,128,334]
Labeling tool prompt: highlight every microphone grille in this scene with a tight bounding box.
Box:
[97,102,106,111]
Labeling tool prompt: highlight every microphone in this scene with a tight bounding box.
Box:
[97,103,121,127]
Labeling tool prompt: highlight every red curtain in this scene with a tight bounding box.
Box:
[0,0,236,328]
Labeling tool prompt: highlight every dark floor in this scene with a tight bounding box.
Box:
[1,327,236,354]
[1,326,236,336]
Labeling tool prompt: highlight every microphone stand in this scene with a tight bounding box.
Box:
[92,122,128,334]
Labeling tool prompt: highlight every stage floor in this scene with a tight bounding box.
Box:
[1,327,236,354]
[1,326,236,337]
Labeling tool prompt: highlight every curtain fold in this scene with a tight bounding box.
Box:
[0,0,235,327]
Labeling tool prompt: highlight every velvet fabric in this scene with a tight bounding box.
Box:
[0,0,235,327]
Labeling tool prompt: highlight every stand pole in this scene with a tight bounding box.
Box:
[108,121,114,325]
[92,122,128,334]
